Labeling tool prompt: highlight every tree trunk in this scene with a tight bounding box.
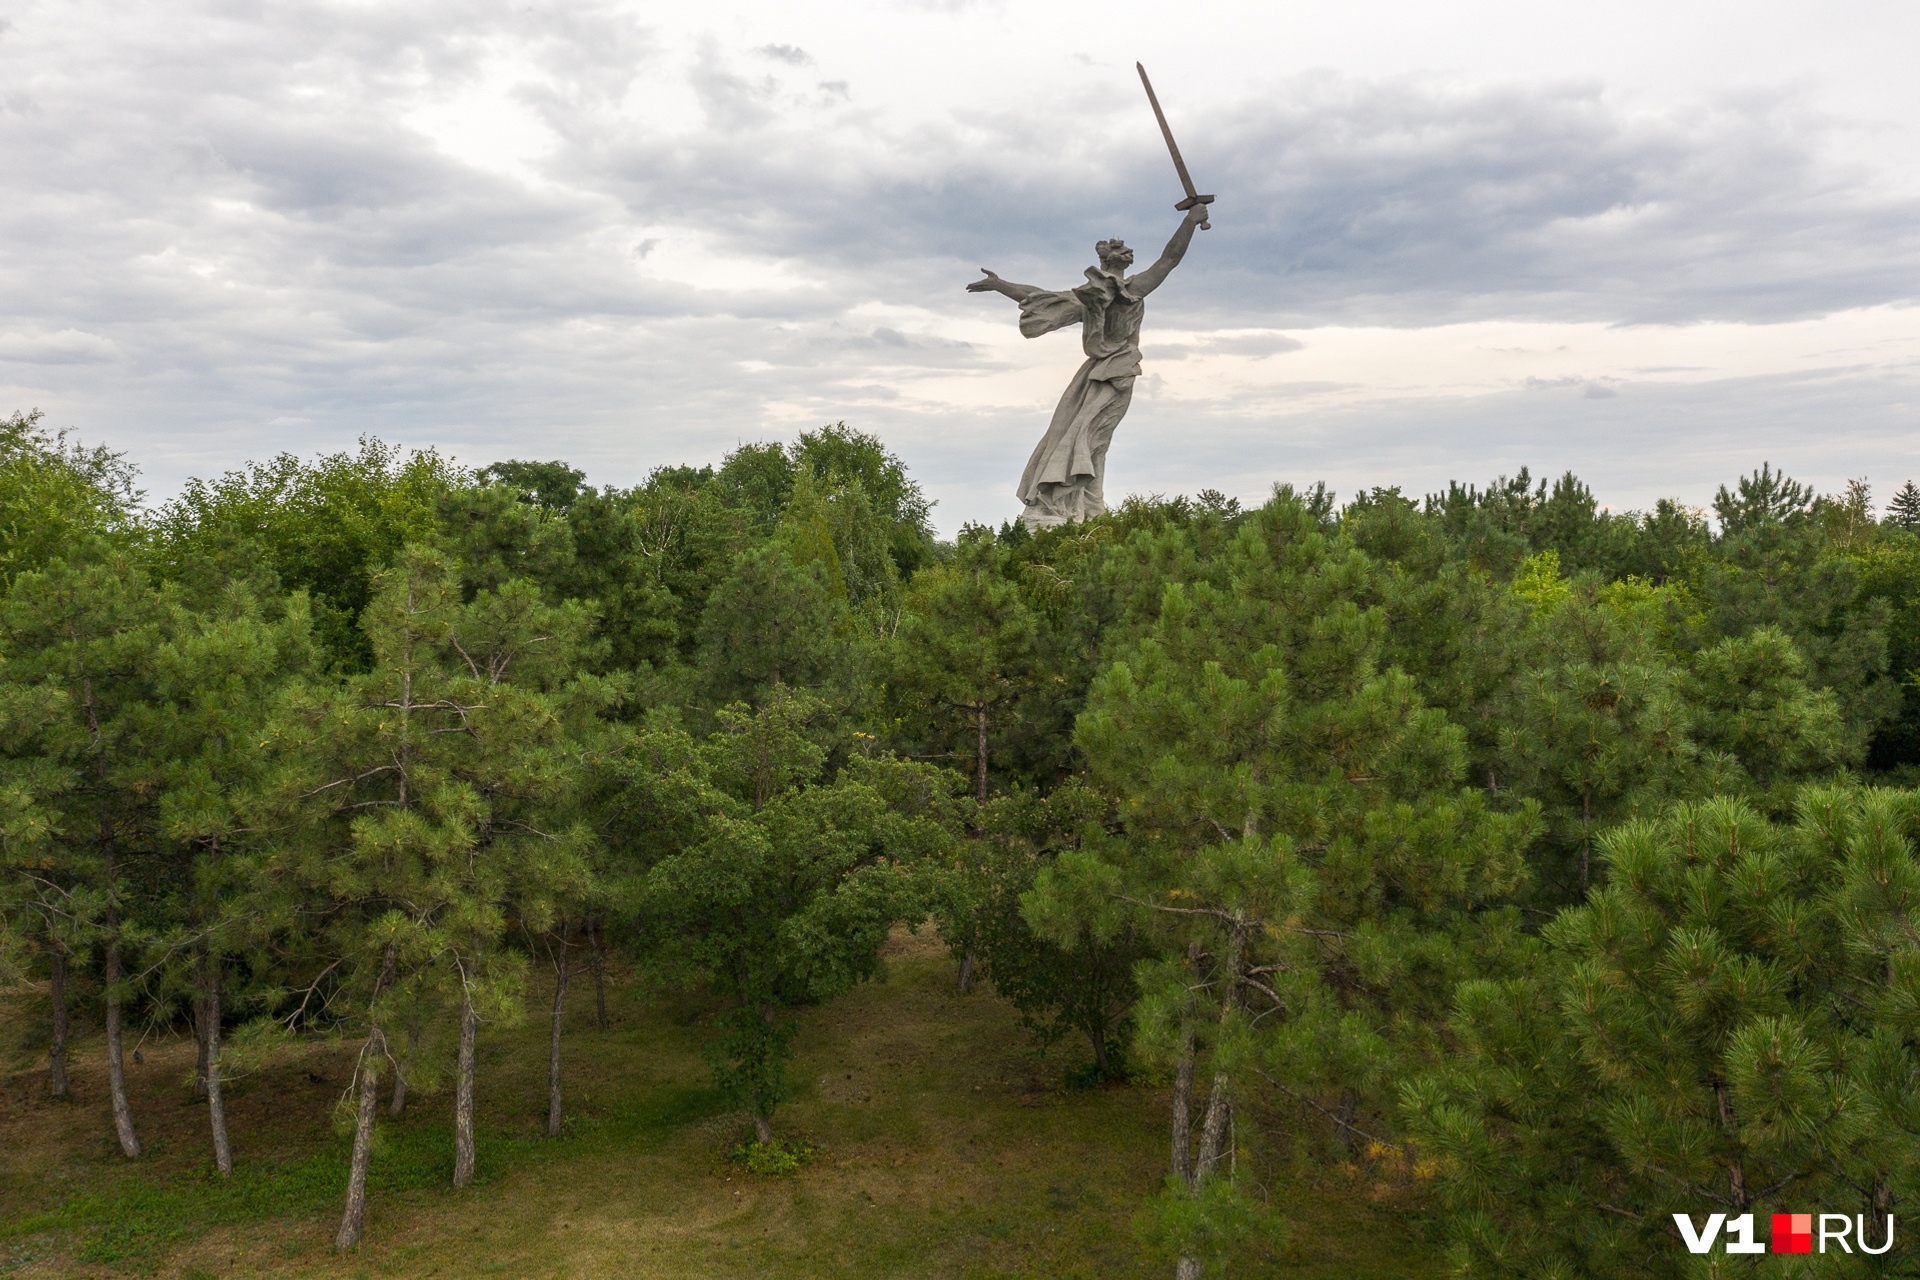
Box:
[104,935,141,1158]
[337,943,397,1250]
[961,701,990,997]
[390,1017,416,1117]
[1174,934,1230,1280]
[1089,1023,1110,1076]
[753,1112,773,1144]
[48,945,70,1099]
[975,701,989,804]
[1193,1074,1233,1181]
[1868,1175,1895,1251]
[547,923,569,1138]
[588,916,608,1031]
[1713,1082,1747,1209]
[453,988,477,1188]
[1171,967,1197,1186]
[1579,794,1593,890]
[1336,1087,1362,1157]
[192,986,210,1099]
[1192,916,1246,1183]
[200,952,232,1175]
[334,1026,385,1251]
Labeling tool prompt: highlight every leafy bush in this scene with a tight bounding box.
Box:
[727,1137,817,1178]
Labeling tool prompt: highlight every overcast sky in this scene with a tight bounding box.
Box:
[4,0,1919,531]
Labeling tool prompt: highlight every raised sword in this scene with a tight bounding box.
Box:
[1136,62,1213,230]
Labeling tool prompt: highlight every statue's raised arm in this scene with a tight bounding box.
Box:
[1126,202,1209,297]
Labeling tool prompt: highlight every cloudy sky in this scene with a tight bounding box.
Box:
[4,0,1919,531]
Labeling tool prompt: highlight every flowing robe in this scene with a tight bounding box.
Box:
[1014,266,1145,526]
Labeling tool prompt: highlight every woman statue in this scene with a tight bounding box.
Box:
[967,200,1211,527]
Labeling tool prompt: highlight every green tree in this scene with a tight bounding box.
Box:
[888,527,1040,803]
[1885,480,1920,533]
[0,410,140,589]
[1,543,170,1157]
[1692,464,1897,756]
[715,442,797,533]
[1682,626,1848,793]
[640,691,947,1142]
[1848,529,1920,773]
[696,542,848,707]
[477,459,585,512]
[264,547,597,1247]
[435,481,577,599]
[0,656,79,1095]
[1034,491,1538,1279]
[562,469,745,675]
[954,784,1148,1076]
[147,581,316,1173]
[1495,583,1698,896]
[795,424,936,579]
[156,438,459,670]
[1409,788,1920,1276]
[0,410,137,1085]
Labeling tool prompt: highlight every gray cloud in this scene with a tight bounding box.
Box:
[756,43,813,65]
[0,330,121,363]
[1147,334,1308,361]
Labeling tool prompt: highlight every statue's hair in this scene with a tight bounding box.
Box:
[1095,239,1130,266]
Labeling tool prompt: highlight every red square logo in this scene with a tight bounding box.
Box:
[1772,1213,1812,1253]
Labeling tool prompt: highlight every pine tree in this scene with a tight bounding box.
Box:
[1495,578,1698,896]
[889,527,1039,804]
[2,543,169,1158]
[1696,464,1897,752]
[1888,480,1920,531]
[0,658,78,1095]
[1032,490,1538,1279]
[0,413,139,1105]
[1408,787,1920,1276]
[147,581,316,1173]
[696,542,848,705]
[1681,625,1847,791]
[265,547,597,1247]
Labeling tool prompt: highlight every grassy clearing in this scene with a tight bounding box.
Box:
[0,929,1442,1278]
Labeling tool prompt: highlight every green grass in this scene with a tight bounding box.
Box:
[0,930,1443,1278]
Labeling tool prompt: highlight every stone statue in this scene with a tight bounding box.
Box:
[966,202,1210,527]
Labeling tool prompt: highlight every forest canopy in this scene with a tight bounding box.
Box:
[6,406,1920,1275]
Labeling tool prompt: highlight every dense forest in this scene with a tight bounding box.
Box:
[5,405,1920,1276]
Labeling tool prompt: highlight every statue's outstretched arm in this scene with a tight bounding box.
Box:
[965,269,1044,302]
[1128,202,1211,296]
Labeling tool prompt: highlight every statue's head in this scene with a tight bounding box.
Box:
[1095,239,1134,271]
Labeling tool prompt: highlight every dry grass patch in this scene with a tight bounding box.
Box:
[0,927,1440,1278]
